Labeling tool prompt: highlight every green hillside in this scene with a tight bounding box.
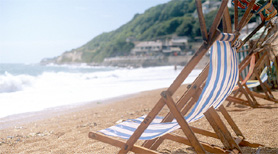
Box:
[44,0,278,64]
[79,0,198,63]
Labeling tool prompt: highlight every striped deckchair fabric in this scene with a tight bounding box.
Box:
[237,44,250,79]
[98,33,239,140]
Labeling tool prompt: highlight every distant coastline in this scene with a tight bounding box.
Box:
[100,55,209,69]
[41,55,210,69]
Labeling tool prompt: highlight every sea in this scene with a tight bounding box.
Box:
[0,63,202,119]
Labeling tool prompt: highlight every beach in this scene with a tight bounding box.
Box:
[0,85,278,153]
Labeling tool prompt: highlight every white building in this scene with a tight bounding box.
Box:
[130,36,189,56]
[162,36,189,55]
[131,41,163,55]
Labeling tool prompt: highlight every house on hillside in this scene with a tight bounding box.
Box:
[130,36,189,56]
[162,36,189,56]
[131,41,163,56]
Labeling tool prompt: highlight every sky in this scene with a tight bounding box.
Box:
[0,0,171,64]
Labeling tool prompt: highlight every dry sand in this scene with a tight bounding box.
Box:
[0,85,278,153]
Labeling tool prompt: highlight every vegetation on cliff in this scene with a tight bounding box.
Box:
[76,0,198,63]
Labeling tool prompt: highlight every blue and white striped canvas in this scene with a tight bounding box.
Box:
[237,44,250,79]
[99,33,239,140]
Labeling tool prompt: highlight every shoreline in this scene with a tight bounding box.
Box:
[0,92,140,130]
[0,64,203,123]
[0,85,278,153]
[0,65,204,129]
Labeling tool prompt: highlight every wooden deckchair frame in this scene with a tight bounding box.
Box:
[226,52,259,107]
[89,0,263,153]
[227,20,278,107]
[227,53,278,108]
[250,50,278,103]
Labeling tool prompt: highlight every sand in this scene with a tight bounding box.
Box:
[0,85,278,154]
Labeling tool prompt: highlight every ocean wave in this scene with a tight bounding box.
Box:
[0,65,202,118]
[0,72,35,93]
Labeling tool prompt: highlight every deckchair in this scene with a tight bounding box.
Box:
[247,21,278,102]
[226,52,259,107]
[247,50,278,103]
[226,50,278,107]
[141,4,264,147]
[89,0,262,153]
[142,35,261,152]
[97,32,238,138]
[227,17,278,107]
[89,32,262,153]
[227,51,278,107]
[246,59,272,89]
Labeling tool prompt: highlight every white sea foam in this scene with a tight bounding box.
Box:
[0,72,35,93]
[0,65,202,118]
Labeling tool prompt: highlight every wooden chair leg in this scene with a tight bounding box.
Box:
[218,105,244,138]
[237,81,259,107]
[161,91,206,154]
[204,107,242,153]
[242,83,260,107]
[164,133,229,153]
[226,95,250,106]
[88,132,160,154]
[255,72,273,99]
